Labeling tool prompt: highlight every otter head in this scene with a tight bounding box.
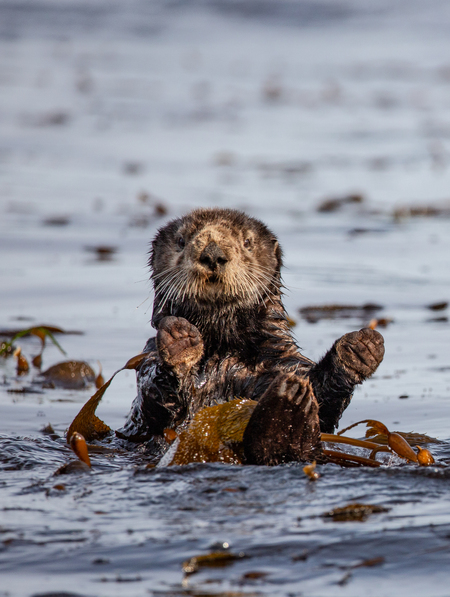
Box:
[150,208,282,328]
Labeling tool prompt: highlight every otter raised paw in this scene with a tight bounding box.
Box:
[242,374,321,466]
[308,327,384,433]
[156,316,204,376]
[334,328,384,384]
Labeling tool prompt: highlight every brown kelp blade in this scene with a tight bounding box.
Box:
[333,419,436,464]
[13,347,30,375]
[41,360,96,389]
[321,433,385,451]
[337,419,389,437]
[0,325,69,357]
[169,398,256,466]
[322,449,381,468]
[95,361,105,388]
[66,352,150,442]
[416,445,435,466]
[69,432,91,467]
[388,432,418,463]
[66,378,113,442]
[303,461,320,480]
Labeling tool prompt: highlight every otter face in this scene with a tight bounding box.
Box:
[150,208,282,314]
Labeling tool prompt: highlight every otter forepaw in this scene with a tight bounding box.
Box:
[242,373,321,466]
[335,327,384,384]
[157,316,204,376]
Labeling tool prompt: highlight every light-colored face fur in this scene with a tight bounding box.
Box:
[151,209,281,313]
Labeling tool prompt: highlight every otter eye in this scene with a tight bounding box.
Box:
[177,237,185,250]
[243,238,251,249]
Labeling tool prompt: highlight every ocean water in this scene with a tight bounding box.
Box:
[1,2,450,595]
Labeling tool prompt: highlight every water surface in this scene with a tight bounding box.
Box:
[1,2,450,595]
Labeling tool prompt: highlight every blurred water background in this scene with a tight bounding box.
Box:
[1,2,450,596]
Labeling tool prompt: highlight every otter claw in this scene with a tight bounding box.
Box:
[157,316,204,375]
[243,374,321,465]
[335,327,384,384]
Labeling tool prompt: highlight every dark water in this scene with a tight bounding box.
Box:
[1,433,450,596]
[1,1,450,595]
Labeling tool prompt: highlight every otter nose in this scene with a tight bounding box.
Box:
[199,241,228,271]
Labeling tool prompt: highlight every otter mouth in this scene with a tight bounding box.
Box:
[206,273,221,284]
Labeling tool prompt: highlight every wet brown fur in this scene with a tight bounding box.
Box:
[118,208,384,465]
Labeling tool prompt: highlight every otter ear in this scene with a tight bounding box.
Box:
[272,239,280,257]
[271,239,282,269]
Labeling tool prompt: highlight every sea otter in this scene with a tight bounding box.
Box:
[117,208,384,465]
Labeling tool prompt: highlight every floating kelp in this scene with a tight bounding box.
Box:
[368,317,393,329]
[167,398,258,466]
[335,419,438,465]
[427,301,448,311]
[84,245,118,262]
[0,325,70,359]
[303,461,320,480]
[69,432,91,467]
[0,323,107,393]
[66,352,150,443]
[299,303,383,324]
[416,445,435,465]
[393,202,450,221]
[323,503,389,522]
[67,359,437,469]
[54,460,91,475]
[182,550,246,575]
[41,361,96,390]
[13,347,29,375]
[316,193,364,213]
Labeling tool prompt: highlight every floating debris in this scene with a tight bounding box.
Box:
[43,216,71,226]
[69,432,91,468]
[95,362,105,388]
[13,347,29,376]
[164,428,177,443]
[32,353,42,368]
[416,446,435,466]
[41,423,59,440]
[182,551,246,575]
[262,76,283,103]
[303,461,320,480]
[336,419,439,464]
[168,398,257,466]
[257,159,313,178]
[37,111,71,127]
[52,484,67,491]
[368,317,393,329]
[0,340,14,358]
[393,202,450,220]
[84,245,118,262]
[123,161,145,175]
[67,352,150,442]
[54,460,91,475]
[427,301,448,311]
[317,193,364,213]
[41,361,96,390]
[242,570,269,580]
[154,202,168,216]
[321,448,381,468]
[286,316,297,328]
[213,150,237,167]
[323,503,389,522]
[0,325,74,364]
[299,303,383,324]
[337,556,385,585]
